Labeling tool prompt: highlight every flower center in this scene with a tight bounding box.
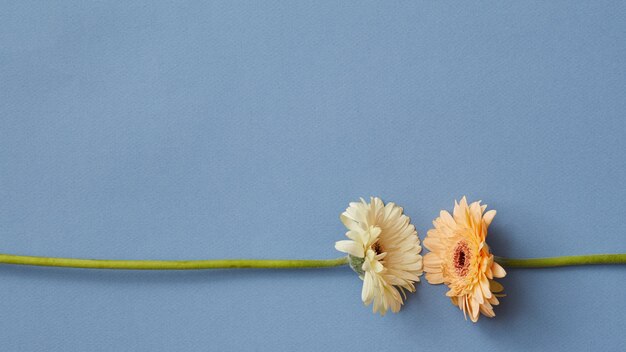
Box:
[453,241,471,277]
[372,241,384,255]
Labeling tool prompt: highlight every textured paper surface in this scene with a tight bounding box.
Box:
[1,1,625,351]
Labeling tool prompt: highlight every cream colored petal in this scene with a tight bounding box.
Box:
[340,213,358,231]
[345,229,362,241]
[368,225,381,242]
[334,240,364,257]
[372,260,384,273]
[362,271,375,304]
[374,251,387,261]
[390,299,401,313]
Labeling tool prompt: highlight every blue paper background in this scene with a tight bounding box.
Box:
[1,1,625,351]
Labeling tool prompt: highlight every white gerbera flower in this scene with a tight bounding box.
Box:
[335,197,423,315]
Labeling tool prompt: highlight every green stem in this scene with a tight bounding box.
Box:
[0,253,348,270]
[494,254,626,268]
[2,252,625,270]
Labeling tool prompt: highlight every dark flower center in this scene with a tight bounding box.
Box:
[458,251,466,267]
[453,241,471,277]
[372,242,384,255]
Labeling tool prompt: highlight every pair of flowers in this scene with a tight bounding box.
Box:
[335,196,506,322]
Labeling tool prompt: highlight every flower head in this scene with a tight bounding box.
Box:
[423,197,506,322]
[335,197,423,315]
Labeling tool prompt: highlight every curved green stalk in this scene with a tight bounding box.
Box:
[0,253,348,270]
[494,254,626,268]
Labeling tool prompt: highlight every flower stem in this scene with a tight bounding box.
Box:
[494,254,626,268]
[0,253,348,270]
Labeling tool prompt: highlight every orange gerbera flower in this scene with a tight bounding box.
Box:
[423,197,506,322]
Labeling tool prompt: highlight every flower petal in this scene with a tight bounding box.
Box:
[483,210,496,227]
[362,272,375,304]
[423,197,505,322]
[334,240,364,257]
[492,262,506,278]
[337,197,423,315]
